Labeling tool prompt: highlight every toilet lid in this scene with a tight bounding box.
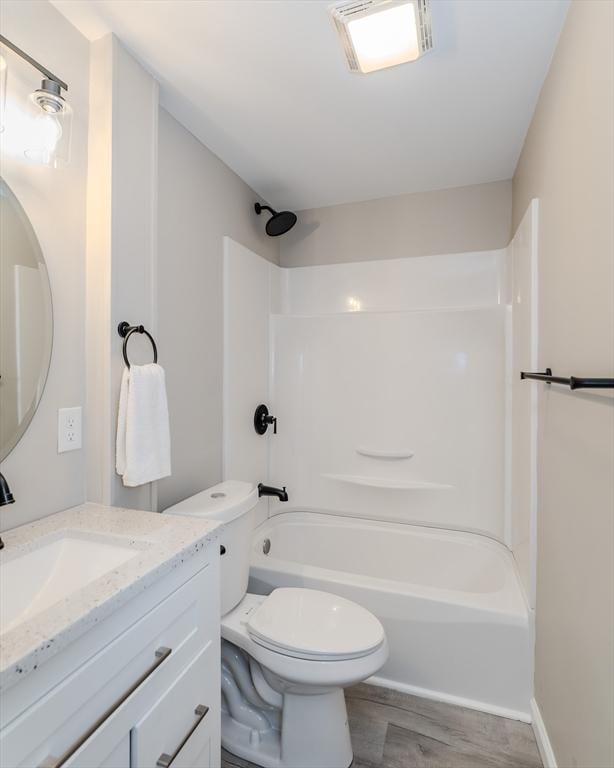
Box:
[246,588,385,661]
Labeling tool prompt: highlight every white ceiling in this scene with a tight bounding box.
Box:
[52,0,569,211]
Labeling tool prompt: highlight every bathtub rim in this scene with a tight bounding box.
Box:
[266,504,508,544]
[251,509,529,620]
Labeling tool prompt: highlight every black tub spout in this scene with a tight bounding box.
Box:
[258,483,288,502]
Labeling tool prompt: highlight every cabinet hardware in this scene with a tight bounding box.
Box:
[39,647,172,768]
[156,704,210,767]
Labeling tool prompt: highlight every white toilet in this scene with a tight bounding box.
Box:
[166,480,388,768]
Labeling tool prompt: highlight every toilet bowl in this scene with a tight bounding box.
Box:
[165,481,388,768]
[221,590,387,768]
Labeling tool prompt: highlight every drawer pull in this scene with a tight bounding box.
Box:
[156,704,210,768]
[40,646,172,768]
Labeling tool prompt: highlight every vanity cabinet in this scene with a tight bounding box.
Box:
[0,545,221,768]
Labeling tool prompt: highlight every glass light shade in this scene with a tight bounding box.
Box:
[24,83,72,167]
[348,2,420,74]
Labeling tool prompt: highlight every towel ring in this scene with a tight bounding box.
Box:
[118,321,158,369]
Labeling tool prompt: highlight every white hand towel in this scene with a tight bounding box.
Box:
[116,363,171,487]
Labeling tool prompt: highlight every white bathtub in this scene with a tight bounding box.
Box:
[249,511,532,721]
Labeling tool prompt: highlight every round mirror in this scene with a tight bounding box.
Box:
[0,177,53,460]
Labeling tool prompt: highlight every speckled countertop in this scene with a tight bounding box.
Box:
[0,502,221,691]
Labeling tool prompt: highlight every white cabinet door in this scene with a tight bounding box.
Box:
[36,723,131,768]
[131,645,219,768]
[60,734,131,768]
[100,735,131,768]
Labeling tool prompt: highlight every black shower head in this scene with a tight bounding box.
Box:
[254,203,297,237]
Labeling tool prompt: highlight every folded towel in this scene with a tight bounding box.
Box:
[116,363,171,487]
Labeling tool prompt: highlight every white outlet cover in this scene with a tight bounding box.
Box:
[58,407,82,453]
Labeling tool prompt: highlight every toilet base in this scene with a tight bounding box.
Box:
[222,686,353,768]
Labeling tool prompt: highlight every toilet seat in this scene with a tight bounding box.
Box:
[222,591,388,691]
[246,588,385,661]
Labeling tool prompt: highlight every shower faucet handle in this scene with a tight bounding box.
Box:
[254,404,277,435]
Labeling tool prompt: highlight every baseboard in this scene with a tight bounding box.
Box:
[367,675,531,723]
[530,698,557,768]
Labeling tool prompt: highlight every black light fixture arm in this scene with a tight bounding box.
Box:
[0,34,68,92]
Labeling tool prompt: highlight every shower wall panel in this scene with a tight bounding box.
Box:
[270,306,506,539]
[224,245,509,540]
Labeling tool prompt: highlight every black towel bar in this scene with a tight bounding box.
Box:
[118,321,158,369]
[520,368,614,390]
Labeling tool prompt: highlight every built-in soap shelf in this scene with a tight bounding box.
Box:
[323,473,452,490]
[356,447,414,460]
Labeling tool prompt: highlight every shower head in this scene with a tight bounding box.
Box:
[254,203,297,237]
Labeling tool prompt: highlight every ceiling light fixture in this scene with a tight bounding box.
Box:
[330,0,433,74]
[0,34,72,166]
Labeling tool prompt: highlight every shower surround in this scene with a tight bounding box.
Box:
[223,228,536,718]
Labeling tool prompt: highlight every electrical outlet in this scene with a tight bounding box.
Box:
[58,407,82,453]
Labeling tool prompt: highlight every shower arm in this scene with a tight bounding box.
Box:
[255,203,275,216]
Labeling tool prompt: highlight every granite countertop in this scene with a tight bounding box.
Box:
[0,502,221,691]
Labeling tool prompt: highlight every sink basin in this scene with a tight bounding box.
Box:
[0,534,139,634]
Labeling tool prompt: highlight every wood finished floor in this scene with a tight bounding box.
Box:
[221,683,542,768]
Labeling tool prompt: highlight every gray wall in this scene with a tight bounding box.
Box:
[156,109,279,511]
[513,1,613,766]
[86,35,160,513]
[280,180,512,267]
[0,0,89,530]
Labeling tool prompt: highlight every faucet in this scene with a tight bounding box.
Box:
[0,472,15,550]
[258,483,288,502]
[254,404,277,435]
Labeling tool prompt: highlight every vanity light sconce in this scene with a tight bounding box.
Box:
[0,34,72,166]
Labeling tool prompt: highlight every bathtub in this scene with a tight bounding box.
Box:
[249,511,532,721]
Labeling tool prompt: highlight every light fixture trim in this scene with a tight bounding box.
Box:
[0,35,72,166]
[30,78,71,115]
[330,0,433,74]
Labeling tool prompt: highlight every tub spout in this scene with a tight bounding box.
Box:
[258,483,288,502]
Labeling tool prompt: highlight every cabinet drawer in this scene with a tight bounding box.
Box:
[2,564,217,768]
[131,643,219,768]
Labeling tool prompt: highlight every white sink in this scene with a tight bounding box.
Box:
[0,535,139,634]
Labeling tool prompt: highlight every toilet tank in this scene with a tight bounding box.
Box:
[165,480,259,615]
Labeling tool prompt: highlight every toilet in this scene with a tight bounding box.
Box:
[165,480,388,768]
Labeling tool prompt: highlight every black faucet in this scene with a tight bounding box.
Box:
[254,404,277,435]
[258,483,288,502]
[0,472,15,550]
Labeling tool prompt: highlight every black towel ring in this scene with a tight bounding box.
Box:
[117,321,158,369]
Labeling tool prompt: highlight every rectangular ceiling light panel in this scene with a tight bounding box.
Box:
[330,0,433,74]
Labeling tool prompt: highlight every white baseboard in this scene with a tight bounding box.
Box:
[531,698,557,768]
[367,675,531,723]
